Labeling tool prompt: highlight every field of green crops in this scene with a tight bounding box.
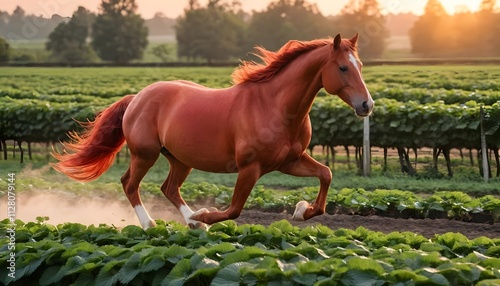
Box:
[1,65,500,285]
[1,218,500,285]
[1,66,499,175]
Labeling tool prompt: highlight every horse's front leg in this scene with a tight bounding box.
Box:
[279,153,332,220]
[190,163,261,225]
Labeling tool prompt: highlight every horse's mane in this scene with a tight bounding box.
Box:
[232,38,355,84]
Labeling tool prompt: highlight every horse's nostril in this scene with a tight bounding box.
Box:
[362,101,369,111]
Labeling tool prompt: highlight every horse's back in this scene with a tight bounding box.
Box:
[123,80,240,172]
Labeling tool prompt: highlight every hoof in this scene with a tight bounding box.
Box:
[188,221,208,230]
[292,201,309,221]
[190,208,209,222]
[142,219,157,230]
[207,207,219,212]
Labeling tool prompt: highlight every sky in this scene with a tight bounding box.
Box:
[2,0,490,19]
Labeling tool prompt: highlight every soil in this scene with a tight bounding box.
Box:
[235,210,500,239]
[3,191,498,239]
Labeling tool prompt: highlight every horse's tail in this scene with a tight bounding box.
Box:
[51,95,135,182]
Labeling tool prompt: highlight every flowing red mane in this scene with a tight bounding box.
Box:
[232,38,356,84]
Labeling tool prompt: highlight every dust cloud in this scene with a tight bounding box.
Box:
[0,191,185,228]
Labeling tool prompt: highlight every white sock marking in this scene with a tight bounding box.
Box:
[292,201,309,221]
[180,204,200,226]
[134,205,154,229]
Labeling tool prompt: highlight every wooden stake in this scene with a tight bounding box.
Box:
[363,116,371,176]
[480,106,489,182]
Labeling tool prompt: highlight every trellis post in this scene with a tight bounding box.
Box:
[480,106,489,182]
[363,116,371,176]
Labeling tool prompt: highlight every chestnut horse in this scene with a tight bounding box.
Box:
[52,34,374,229]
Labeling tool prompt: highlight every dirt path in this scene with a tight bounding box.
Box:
[3,191,498,239]
[235,210,500,239]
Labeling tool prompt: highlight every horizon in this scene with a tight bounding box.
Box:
[1,0,493,19]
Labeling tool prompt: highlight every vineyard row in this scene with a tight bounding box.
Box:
[1,96,499,175]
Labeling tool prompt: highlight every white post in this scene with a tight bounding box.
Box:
[480,106,489,182]
[363,116,371,176]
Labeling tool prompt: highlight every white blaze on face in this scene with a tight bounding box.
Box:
[348,52,373,110]
[348,52,361,72]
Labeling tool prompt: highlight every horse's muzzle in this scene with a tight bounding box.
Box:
[355,99,374,117]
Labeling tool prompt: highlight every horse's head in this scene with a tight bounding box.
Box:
[321,33,374,117]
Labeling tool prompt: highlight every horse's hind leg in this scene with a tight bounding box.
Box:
[159,153,205,228]
[122,149,159,229]
[278,153,332,221]
[190,163,261,225]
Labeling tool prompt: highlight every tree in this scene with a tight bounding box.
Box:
[336,0,389,59]
[176,0,245,63]
[0,37,11,62]
[146,12,175,36]
[92,0,148,63]
[409,0,451,56]
[448,9,476,56]
[46,7,97,63]
[246,0,330,52]
[477,0,499,56]
[151,44,175,62]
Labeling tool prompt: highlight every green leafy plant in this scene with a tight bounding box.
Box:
[1,219,499,285]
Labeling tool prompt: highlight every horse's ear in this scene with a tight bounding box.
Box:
[333,34,341,50]
[349,33,359,46]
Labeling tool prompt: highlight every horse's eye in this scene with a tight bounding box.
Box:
[339,66,348,72]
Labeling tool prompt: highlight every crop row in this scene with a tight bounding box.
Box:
[369,87,500,106]
[136,182,500,222]
[1,66,500,105]
[2,96,499,148]
[1,218,499,285]
[310,97,500,150]
[0,97,103,143]
[3,86,500,107]
[363,66,500,92]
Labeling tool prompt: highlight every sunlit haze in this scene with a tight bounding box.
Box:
[2,0,492,19]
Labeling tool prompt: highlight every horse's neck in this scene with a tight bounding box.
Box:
[267,46,327,125]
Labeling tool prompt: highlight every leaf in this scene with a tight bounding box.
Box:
[39,266,62,286]
[389,269,428,283]
[164,245,195,264]
[340,269,385,286]
[15,257,44,280]
[121,224,146,238]
[162,258,192,286]
[477,279,500,286]
[185,254,220,284]
[95,260,124,286]
[140,255,165,272]
[345,257,385,275]
[417,268,450,286]
[73,272,96,286]
[211,262,248,286]
[117,253,142,284]
[486,246,500,257]
[204,242,237,260]
[485,123,499,135]
[221,249,251,267]
[292,273,318,285]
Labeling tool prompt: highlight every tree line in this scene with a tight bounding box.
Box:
[410,0,500,57]
[0,0,498,64]
[0,0,388,64]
